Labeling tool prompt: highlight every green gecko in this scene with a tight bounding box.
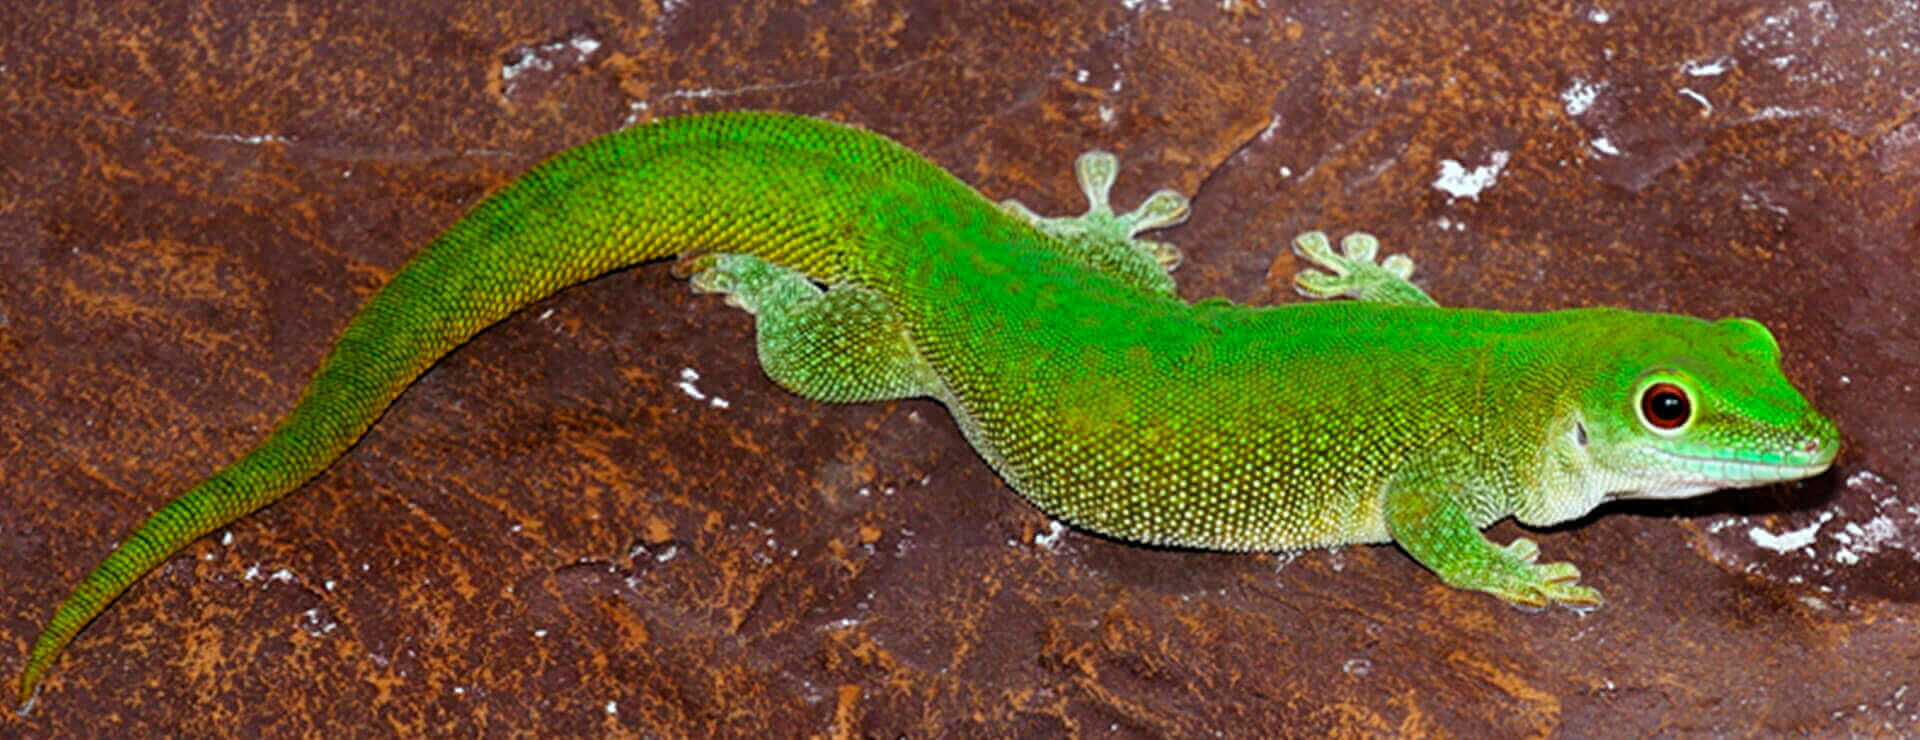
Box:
[16,111,1839,710]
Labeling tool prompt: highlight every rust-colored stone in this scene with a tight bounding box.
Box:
[3,1,1915,735]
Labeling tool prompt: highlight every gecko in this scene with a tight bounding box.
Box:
[16,111,1840,710]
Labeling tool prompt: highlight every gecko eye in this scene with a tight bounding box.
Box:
[1638,382,1691,432]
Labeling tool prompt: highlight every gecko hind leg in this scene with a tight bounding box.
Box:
[681,253,937,403]
[1001,151,1190,296]
[1291,231,1437,307]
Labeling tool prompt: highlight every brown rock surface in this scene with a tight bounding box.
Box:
[3,1,1916,735]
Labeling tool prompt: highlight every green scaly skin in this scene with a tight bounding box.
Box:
[16,111,1840,711]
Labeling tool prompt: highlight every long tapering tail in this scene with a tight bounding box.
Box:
[17,111,956,709]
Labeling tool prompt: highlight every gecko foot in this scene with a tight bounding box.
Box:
[1486,538,1602,609]
[1001,150,1189,293]
[678,252,816,315]
[1290,231,1427,303]
[678,251,934,404]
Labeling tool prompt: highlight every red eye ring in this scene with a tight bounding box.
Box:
[1640,382,1691,430]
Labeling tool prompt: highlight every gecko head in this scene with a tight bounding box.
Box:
[1523,313,1839,525]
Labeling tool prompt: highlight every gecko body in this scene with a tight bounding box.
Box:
[18,112,1839,709]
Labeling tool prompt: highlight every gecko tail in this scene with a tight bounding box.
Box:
[18,111,950,708]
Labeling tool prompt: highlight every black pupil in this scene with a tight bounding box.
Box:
[1647,388,1688,424]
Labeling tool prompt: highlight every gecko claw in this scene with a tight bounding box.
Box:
[1542,580,1603,608]
[1075,151,1121,211]
[1128,190,1189,271]
[1128,188,1191,233]
[1503,537,1541,564]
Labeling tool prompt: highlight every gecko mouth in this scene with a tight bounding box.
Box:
[1605,446,1836,502]
[1652,446,1837,486]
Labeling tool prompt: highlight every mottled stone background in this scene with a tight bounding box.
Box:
[3,0,1917,735]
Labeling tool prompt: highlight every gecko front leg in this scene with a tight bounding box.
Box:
[1291,231,1437,307]
[1384,465,1602,609]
